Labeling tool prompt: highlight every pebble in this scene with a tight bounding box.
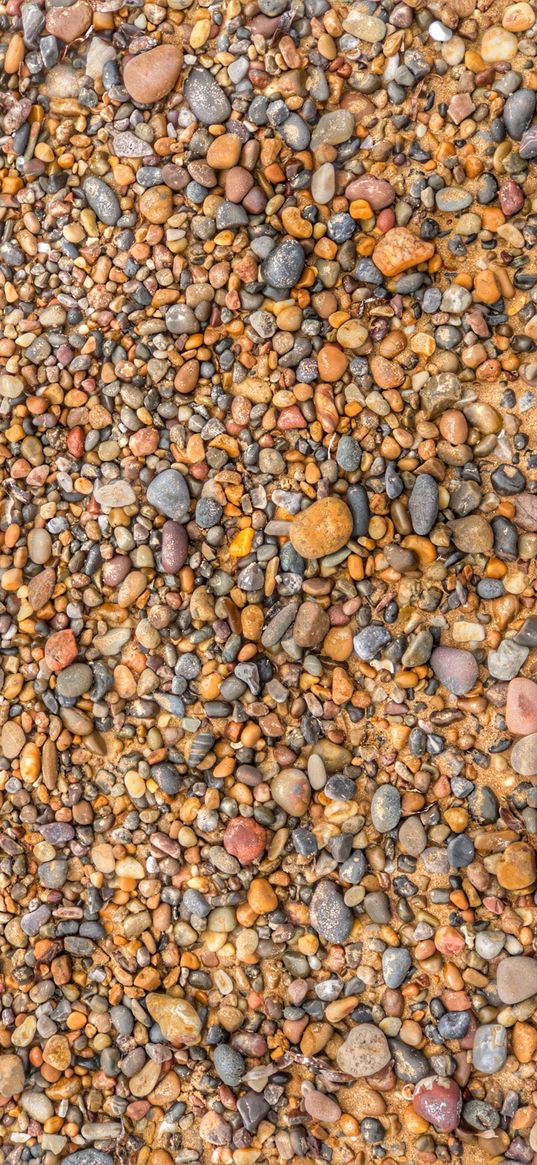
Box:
[213,1045,245,1087]
[184,67,231,125]
[472,1025,508,1074]
[430,647,478,695]
[261,239,306,290]
[223,818,267,864]
[146,994,202,1046]
[1,0,537,1160]
[0,1055,25,1098]
[146,470,190,522]
[497,957,537,1004]
[290,497,353,558]
[82,177,121,227]
[123,45,183,104]
[337,1024,391,1077]
[511,734,537,776]
[309,880,352,943]
[412,1077,462,1131]
[371,785,401,832]
[382,948,411,988]
[409,474,438,535]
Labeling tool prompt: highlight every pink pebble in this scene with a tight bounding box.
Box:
[412,1076,462,1131]
[376,208,396,233]
[505,677,537,735]
[278,406,306,430]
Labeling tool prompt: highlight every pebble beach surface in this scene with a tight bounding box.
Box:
[2,0,537,1164]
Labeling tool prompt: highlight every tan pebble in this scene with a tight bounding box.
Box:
[140,186,173,224]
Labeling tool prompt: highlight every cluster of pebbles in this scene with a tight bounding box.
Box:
[2,0,537,1162]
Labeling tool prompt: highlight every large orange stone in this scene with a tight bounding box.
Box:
[372,228,435,278]
[123,45,183,105]
[290,497,353,559]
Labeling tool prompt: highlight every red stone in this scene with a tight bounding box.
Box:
[223,818,267,865]
[376,208,396,233]
[67,427,84,457]
[412,1076,462,1131]
[44,629,78,673]
[499,179,524,217]
[277,406,306,430]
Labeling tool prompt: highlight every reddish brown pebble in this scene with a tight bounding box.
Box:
[223,818,267,864]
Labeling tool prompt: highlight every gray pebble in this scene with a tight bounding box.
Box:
[487,639,529,681]
[503,88,536,140]
[83,177,120,226]
[309,879,352,943]
[353,624,391,661]
[371,785,401,833]
[261,239,305,289]
[185,66,231,125]
[472,1025,507,1074]
[213,1044,245,1087]
[147,469,190,522]
[382,947,412,988]
[409,474,438,535]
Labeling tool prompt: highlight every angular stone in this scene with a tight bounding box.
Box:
[372,228,434,278]
[496,841,536,890]
[146,993,202,1045]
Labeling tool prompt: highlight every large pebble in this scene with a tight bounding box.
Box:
[342,9,386,39]
[503,89,536,139]
[290,497,353,558]
[505,678,537,735]
[83,177,121,226]
[185,66,231,124]
[223,818,267,864]
[372,228,434,277]
[497,956,537,1004]
[371,785,401,832]
[146,993,202,1045]
[511,733,537,776]
[147,469,190,522]
[409,474,438,534]
[261,239,305,289]
[412,1077,462,1131]
[161,521,189,573]
[430,647,478,695]
[336,1024,391,1077]
[488,640,528,681]
[310,110,355,150]
[45,0,91,42]
[0,1054,25,1097]
[309,880,352,943]
[472,1024,507,1073]
[382,947,411,988]
[271,768,311,816]
[353,625,391,662]
[123,45,183,104]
